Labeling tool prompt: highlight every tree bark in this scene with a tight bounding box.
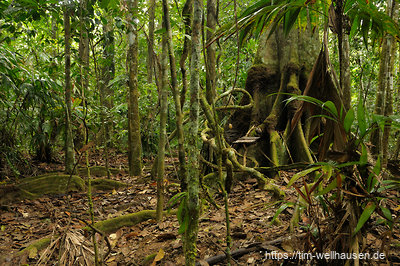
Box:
[185,0,202,265]
[127,0,142,177]
[224,23,320,169]
[179,0,192,109]
[205,0,217,104]
[162,0,187,190]
[371,0,398,165]
[156,25,169,222]
[147,0,156,83]
[64,4,75,174]
[100,14,115,179]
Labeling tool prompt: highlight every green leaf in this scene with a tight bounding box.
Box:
[168,192,186,208]
[283,7,302,36]
[154,28,167,35]
[361,16,370,49]
[287,166,321,187]
[343,108,355,133]
[177,198,186,224]
[99,0,110,9]
[344,0,356,13]
[367,157,380,192]
[178,204,189,234]
[318,174,345,195]
[285,95,324,107]
[360,143,367,166]
[353,201,376,236]
[379,206,392,222]
[322,101,338,118]
[270,202,294,225]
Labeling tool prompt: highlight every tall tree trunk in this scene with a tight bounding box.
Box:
[205,0,216,104]
[185,0,201,264]
[382,0,398,166]
[100,14,115,178]
[64,4,75,174]
[147,0,156,83]
[371,0,398,165]
[179,0,192,109]
[334,0,351,110]
[162,0,187,190]
[341,33,351,110]
[156,29,169,222]
[224,24,319,169]
[127,0,142,177]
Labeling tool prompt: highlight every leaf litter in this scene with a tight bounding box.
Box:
[0,152,399,265]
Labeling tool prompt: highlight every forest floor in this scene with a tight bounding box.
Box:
[1,150,400,265]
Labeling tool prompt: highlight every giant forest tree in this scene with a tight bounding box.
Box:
[1,0,400,265]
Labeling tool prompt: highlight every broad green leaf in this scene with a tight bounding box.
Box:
[285,95,324,106]
[270,202,294,224]
[283,7,302,36]
[287,166,321,187]
[379,206,392,222]
[360,15,370,49]
[318,174,345,195]
[343,108,355,133]
[99,0,110,9]
[322,101,338,118]
[177,197,186,223]
[344,0,356,13]
[154,28,167,35]
[353,201,376,236]
[178,210,189,234]
[360,143,367,166]
[309,114,338,122]
[367,157,380,192]
[168,192,186,208]
[177,198,189,234]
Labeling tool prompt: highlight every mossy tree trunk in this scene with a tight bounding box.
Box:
[156,23,169,222]
[184,0,201,264]
[179,0,192,110]
[63,3,75,174]
[371,0,398,166]
[147,0,156,84]
[225,25,319,169]
[127,0,142,177]
[162,0,187,190]
[205,0,217,104]
[100,13,115,179]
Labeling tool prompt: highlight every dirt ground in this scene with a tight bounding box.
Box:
[1,151,400,265]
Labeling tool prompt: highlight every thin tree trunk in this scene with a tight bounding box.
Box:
[156,29,169,222]
[371,0,397,163]
[127,0,142,177]
[205,0,216,104]
[147,0,156,83]
[162,0,187,190]
[100,14,115,179]
[382,0,398,166]
[179,0,192,109]
[64,4,75,174]
[341,33,351,110]
[185,0,201,264]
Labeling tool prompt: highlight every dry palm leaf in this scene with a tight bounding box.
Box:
[37,228,94,266]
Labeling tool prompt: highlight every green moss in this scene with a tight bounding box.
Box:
[17,237,52,255]
[88,210,158,234]
[77,166,120,177]
[89,178,128,191]
[18,175,85,195]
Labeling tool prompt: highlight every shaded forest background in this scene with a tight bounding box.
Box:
[1,0,400,265]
